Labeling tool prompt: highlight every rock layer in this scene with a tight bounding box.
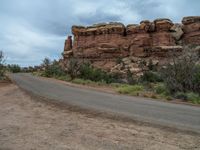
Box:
[62,16,200,75]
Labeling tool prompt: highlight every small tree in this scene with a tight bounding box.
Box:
[41,57,52,77]
[0,51,5,79]
[41,58,66,77]
[42,57,51,69]
[7,64,21,73]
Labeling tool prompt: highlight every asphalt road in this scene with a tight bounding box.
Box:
[9,73,200,133]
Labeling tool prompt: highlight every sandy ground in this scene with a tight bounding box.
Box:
[0,83,200,150]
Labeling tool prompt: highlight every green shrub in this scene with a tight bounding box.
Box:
[55,75,71,81]
[0,51,5,79]
[116,84,144,95]
[7,64,21,73]
[154,83,169,95]
[174,92,200,104]
[67,58,81,80]
[41,59,66,78]
[140,71,163,83]
[72,78,95,85]
[79,63,118,83]
[174,92,188,101]
[186,92,200,104]
[126,69,137,85]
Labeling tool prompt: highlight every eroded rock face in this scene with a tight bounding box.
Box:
[154,18,173,32]
[170,24,184,40]
[182,16,200,45]
[62,16,200,76]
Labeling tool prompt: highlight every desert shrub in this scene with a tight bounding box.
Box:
[174,92,200,104]
[0,51,6,79]
[174,92,188,101]
[126,69,137,85]
[7,64,21,73]
[79,63,119,83]
[140,71,163,83]
[154,83,169,95]
[186,92,200,104]
[67,58,82,80]
[193,65,200,92]
[46,64,66,77]
[116,84,144,95]
[72,78,94,85]
[55,75,71,81]
[162,47,200,94]
[42,58,66,78]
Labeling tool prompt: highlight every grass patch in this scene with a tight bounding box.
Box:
[71,78,108,86]
[54,75,71,81]
[116,84,144,96]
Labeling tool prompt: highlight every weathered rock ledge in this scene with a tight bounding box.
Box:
[61,16,200,76]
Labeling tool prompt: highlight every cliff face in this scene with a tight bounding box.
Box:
[62,16,200,75]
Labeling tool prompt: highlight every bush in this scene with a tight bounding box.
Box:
[140,71,163,83]
[162,47,200,94]
[7,64,21,73]
[126,69,137,85]
[154,83,169,95]
[79,63,119,83]
[0,51,5,79]
[42,58,66,78]
[72,78,94,85]
[67,58,81,80]
[186,92,200,104]
[174,92,188,101]
[174,92,200,104]
[55,75,71,81]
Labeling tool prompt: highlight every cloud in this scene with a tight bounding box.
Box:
[0,0,199,66]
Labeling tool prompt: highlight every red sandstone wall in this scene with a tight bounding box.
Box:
[63,16,200,60]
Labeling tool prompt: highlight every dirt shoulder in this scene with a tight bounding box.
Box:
[0,83,200,150]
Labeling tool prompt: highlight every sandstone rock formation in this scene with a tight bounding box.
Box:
[182,16,200,45]
[62,16,200,76]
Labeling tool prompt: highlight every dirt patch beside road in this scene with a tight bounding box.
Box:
[0,83,200,150]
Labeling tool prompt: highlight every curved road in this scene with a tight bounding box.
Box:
[9,73,200,133]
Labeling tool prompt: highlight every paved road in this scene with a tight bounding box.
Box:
[9,73,200,133]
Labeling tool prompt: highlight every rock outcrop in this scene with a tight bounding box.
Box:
[182,16,200,45]
[62,16,200,76]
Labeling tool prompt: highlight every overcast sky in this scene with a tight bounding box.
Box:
[0,0,199,66]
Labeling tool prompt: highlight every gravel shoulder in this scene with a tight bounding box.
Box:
[0,83,200,150]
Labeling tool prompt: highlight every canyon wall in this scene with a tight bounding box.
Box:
[62,16,200,76]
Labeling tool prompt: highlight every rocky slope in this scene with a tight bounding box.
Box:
[61,16,200,76]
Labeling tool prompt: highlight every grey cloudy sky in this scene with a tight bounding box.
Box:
[0,0,199,66]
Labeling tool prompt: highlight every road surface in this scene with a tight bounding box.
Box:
[9,73,200,133]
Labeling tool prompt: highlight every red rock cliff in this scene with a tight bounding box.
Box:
[62,16,200,75]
